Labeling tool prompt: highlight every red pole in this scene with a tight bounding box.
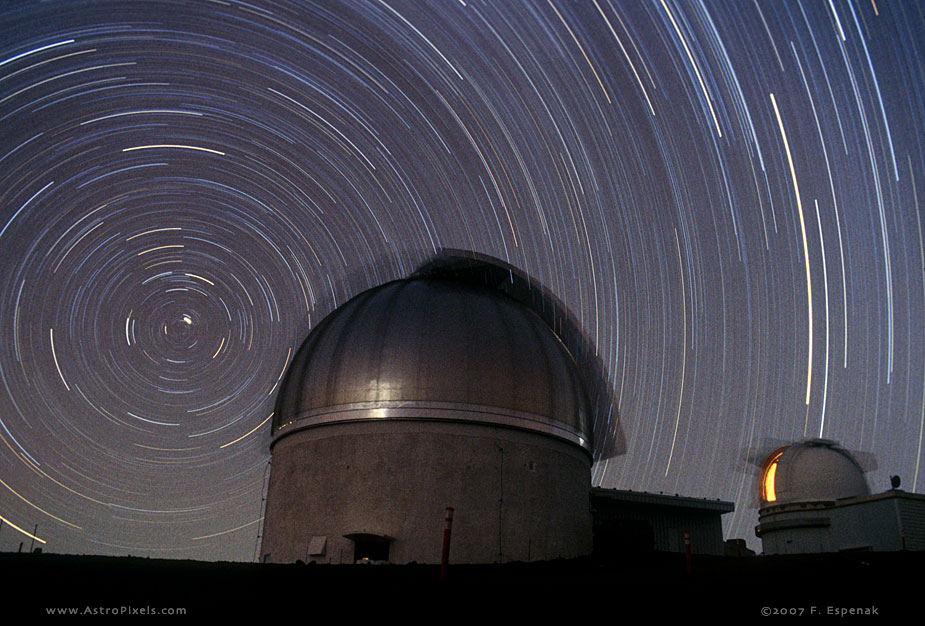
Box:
[440,507,454,583]
[684,530,692,575]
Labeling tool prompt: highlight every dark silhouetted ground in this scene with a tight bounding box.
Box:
[4,550,918,618]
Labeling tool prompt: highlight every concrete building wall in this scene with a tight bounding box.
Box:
[261,420,592,564]
[591,492,732,556]
[829,499,902,551]
[757,492,925,554]
[898,498,925,551]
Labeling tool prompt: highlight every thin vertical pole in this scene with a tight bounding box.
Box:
[440,507,454,582]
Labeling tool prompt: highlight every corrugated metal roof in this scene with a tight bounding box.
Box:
[591,487,735,513]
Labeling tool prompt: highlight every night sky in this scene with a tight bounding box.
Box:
[1,0,922,562]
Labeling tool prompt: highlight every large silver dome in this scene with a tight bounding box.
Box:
[272,276,592,451]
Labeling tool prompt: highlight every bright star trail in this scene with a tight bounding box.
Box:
[0,1,922,561]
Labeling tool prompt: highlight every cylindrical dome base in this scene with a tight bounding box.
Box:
[260,420,592,564]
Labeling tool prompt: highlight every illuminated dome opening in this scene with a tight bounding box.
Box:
[761,448,786,502]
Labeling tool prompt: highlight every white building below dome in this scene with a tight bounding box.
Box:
[756,440,925,554]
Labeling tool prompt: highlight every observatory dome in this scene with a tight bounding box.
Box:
[272,276,592,452]
[760,439,870,506]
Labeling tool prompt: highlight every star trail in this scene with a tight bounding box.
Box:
[0,0,922,561]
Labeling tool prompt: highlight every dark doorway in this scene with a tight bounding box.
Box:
[594,518,655,556]
[346,533,390,562]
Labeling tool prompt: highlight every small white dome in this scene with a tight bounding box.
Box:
[760,439,869,505]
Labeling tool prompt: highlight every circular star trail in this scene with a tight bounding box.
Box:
[1,1,923,560]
